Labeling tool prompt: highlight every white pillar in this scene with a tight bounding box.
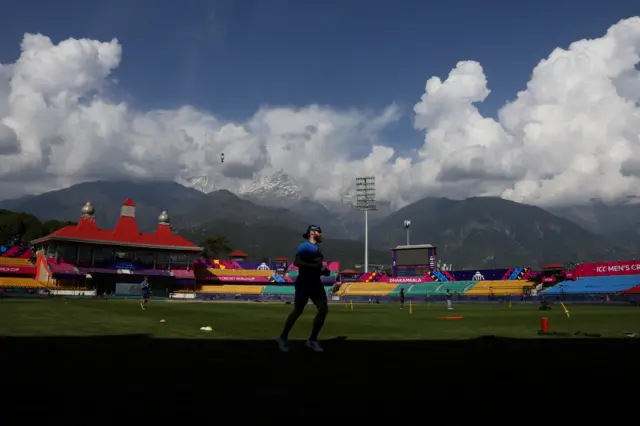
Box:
[364,209,369,273]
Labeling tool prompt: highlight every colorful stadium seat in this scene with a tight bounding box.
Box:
[199,285,264,295]
[340,283,397,296]
[464,280,532,296]
[404,283,439,296]
[206,269,273,277]
[0,277,47,288]
[541,276,640,294]
[0,257,33,267]
[435,281,476,294]
[388,284,413,296]
[262,286,296,295]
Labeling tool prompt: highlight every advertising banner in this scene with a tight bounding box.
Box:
[575,260,640,277]
[450,269,510,281]
[387,277,424,283]
[172,269,195,279]
[199,275,271,283]
[0,265,35,274]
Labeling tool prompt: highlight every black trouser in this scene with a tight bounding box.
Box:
[294,281,327,305]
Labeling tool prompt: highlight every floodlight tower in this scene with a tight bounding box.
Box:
[403,220,411,246]
[355,176,377,273]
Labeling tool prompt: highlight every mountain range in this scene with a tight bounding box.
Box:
[2,174,640,269]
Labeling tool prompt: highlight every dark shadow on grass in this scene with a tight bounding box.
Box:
[1,335,637,419]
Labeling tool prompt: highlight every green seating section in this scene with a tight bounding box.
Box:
[262,286,294,295]
[405,283,439,295]
[433,281,476,294]
[262,286,333,295]
[388,284,413,296]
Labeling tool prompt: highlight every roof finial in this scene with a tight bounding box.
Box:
[81,201,95,217]
[158,210,170,225]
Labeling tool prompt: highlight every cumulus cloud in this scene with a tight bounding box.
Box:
[413,16,640,207]
[0,17,640,209]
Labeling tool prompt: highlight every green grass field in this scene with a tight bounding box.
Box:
[1,298,639,339]
[3,298,640,420]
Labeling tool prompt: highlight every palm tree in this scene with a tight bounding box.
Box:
[200,236,232,259]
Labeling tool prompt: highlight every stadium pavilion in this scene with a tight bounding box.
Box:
[30,198,202,296]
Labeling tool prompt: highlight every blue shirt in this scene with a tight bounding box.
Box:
[140,281,150,293]
[295,241,324,283]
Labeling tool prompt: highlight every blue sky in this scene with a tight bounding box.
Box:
[0,0,637,151]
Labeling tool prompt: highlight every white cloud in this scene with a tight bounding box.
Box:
[413,16,640,207]
[1,17,640,209]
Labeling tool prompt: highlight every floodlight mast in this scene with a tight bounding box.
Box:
[355,176,377,273]
[403,220,411,246]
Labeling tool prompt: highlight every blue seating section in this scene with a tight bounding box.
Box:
[542,275,640,294]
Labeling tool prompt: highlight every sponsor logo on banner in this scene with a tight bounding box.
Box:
[201,275,270,283]
[0,266,34,274]
[388,277,423,283]
[472,271,485,281]
[219,276,256,282]
[578,260,640,277]
[595,263,640,273]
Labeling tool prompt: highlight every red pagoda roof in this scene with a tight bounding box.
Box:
[541,264,564,270]
[621,285,640,294]
[229,250,248,258]
[30,199,202,251]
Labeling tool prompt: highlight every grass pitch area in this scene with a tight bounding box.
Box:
[1,298,638,421]
[0,298,638,339]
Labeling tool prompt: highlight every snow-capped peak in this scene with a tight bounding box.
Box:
[238,171,303,203]
[182,175,217,194]
[181,171,366,213]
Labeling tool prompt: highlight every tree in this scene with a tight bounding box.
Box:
[200,235,232,259]
[0,210,75,245]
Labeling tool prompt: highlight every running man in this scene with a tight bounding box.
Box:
[277,225,331,353]
[140,276,151,310]
[399,288,405,311]
[446,288,453,310]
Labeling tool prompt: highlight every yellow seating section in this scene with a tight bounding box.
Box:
[199,285,264,295]
[332,283,346,295]
[0,257,32,267]
[341,283,395,296]
[206,269,273,277]
[464,280,533,296]
[0,277,46,288]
